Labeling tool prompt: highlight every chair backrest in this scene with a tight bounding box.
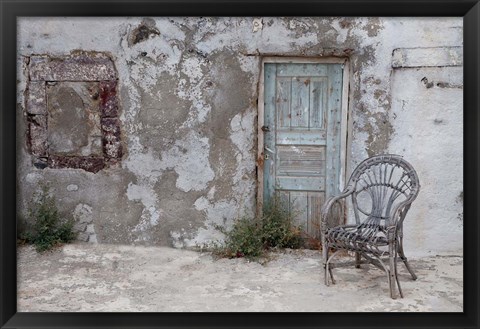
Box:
[345,154,420,227]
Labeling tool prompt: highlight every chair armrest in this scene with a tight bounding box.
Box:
[393,200,413,224]
[320,189,354,231]
[386,201,413,241]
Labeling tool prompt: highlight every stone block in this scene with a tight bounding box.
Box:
[33,158,48,169]
[86,224,96,234]
[29,53,117,81]
[99,81,118,118]
[48,155,105,173]
[28,115,48,157]
[101,117,123,159]
[103,138,123,159]
[26,82,47,115]
[73,204,93,223]
[88,235,98,243]
[77,232,90,242]
[100,117,121,134]
[73,222,87,232]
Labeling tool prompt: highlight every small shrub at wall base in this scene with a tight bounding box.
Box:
[213,197,305,260]
[20,185,75,252]
[261,199,304,250]
[214,217,264,259]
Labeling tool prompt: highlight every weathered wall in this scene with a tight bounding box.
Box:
[17,17,463,255]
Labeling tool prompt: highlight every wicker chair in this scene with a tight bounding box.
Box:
[321,154,420,299]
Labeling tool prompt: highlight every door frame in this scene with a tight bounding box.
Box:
[256,56,351,215]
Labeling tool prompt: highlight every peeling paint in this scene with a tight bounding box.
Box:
[17,17,463,254]
[129,18,160,46]
[160,131,214,192]
[252,18,263,33]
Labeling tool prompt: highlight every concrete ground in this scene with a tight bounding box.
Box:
[17,243,463,312]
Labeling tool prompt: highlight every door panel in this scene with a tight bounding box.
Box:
[277,191,325,238]
[277,77,291,128]
[263,62,343,238]
[276,177,325,191]
[277,63,328,77]
[309,78,327,128]
[276,131,327,145]
[290,78,310,128]
[307,192,325,237]
[291,192,308,228]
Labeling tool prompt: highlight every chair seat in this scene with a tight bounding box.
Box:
[325,224,389,255]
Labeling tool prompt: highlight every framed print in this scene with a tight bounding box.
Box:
[1,0,478,328]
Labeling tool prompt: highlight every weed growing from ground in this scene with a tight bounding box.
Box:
[214,217,264,259]
[211,197,305,260]
[261,197,304,249]
[20,184,75,252]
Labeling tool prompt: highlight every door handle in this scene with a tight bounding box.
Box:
[264,147,275,154]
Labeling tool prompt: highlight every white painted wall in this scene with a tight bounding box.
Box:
[389,67,463,256]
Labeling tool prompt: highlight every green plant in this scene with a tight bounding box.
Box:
[212,196,304,260]
[21,184,75,252]
[261,196,304,249]
[213,217,264,259]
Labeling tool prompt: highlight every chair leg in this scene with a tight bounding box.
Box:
[323,242,329,286]
[394,250,404,298]
[355,252,361,268]
[326,249,342,285]
[371,254,395,299]
[324,264,330,286]
[389,246,398,299]
[398,237,417,280]
[328,266,336,285]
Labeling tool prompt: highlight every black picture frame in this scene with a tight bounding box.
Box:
[1,0,478,328]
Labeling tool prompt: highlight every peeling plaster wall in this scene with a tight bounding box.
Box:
[17,17,462,255]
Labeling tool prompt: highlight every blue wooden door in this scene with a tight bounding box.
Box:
[263,63,343,237]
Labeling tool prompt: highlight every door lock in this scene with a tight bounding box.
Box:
[264,146,275,160]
